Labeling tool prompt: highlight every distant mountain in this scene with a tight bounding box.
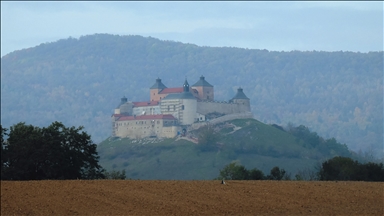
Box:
[1,34,382,155]
[97,118,353,180]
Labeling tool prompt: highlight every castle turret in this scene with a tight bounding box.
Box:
[229,87,251,112]
[183,79,190,92]
[150,78,167,101]
[191,75,214,101]
[114,96,128,114]
[114,96,133,115]
[161,79,197,125]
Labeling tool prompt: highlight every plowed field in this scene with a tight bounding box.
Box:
[1,180,383,215]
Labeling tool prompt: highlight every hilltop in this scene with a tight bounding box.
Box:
[97,118,353,180]
[1,34,382,155]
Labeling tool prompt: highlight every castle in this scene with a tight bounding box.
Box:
[112,75,251,139]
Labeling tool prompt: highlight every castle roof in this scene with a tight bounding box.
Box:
[159,87,183,94]
[116,114,176,121]
[231,87,249,100]
[162,91,196,100]
[150,78,167,89]
[112,114,125,118]
[133,101,159,107]
[162,79,196,100]
[192,75,213,87]
[116,96,128,108]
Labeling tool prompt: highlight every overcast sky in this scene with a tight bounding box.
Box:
[1,1,383,57]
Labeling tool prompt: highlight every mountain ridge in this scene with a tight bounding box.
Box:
[1,33,382,155]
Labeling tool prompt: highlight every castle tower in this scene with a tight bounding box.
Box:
[191,75,214,101]
[229,87,251,112]
[114,96,133,115]
[150,78,167,101]
[161,79,197,125]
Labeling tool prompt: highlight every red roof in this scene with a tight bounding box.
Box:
[117,114,176,121]
[112,114,125,117]
[133,101,159,107]
[159,87,183,94]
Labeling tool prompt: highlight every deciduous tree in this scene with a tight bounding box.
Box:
[1,122,104,180]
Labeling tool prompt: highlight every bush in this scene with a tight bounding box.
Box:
[103,169,126,180]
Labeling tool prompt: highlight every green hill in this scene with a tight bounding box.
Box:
[97,118,352,180]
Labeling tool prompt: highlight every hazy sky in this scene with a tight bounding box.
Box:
[1,1,383,57]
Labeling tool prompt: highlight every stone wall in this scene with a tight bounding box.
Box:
[189,112,254,130]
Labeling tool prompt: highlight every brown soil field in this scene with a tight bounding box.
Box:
[1,180,383,215]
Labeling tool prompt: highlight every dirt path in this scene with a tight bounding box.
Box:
[1,180,383,215]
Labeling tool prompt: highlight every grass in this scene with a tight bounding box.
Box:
[97,118,325,180]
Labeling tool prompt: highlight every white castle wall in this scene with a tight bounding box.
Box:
[180,99,197,125]
[133,106,161,116]
[197,100,250,115]
[160,98,197,125]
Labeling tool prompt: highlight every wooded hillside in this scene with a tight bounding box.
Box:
[1,34,382,155]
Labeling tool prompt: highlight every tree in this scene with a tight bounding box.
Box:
[197,125,221,152]
[319,156,359,181]
[1,125,9,178]
[294,167,318,181]
[248,168,265,180]
[319,156,384,181]
[267,166,287,180]
[218,162,249,180]
[1,122,104,180]
[364,162,384,182]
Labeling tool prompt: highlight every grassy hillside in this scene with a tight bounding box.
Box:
[97,118,348,180]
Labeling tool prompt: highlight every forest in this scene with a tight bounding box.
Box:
[1,34,382,157]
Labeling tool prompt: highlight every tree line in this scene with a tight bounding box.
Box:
[2,121,382,181]
[218,157,384,181]
[1,122,125,180]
